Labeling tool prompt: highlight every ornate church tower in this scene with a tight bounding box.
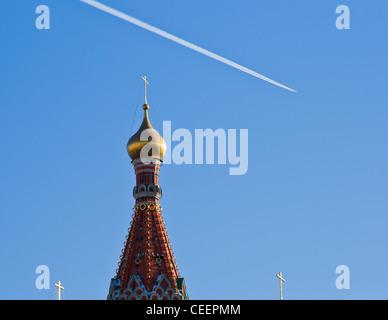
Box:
[107,79,188,300]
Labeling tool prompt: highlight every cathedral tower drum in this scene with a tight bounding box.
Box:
[107,82,188,300]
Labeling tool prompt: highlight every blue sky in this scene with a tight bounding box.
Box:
[0,0,387,299]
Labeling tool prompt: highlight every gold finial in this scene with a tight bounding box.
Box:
[276,272,286,300]
[141,75,149,106]
[54,280,64,300]
[126,76,166,161]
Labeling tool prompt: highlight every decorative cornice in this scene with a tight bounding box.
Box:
[107,274,187,300]
[133,184,162,200]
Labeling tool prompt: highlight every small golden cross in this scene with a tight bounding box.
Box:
[142,75,149,104]
[276,272,286,300]
[54,280,64,300]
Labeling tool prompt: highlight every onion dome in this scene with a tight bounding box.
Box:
[127,103,167,161]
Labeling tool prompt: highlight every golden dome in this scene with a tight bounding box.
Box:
[127,103,167,161]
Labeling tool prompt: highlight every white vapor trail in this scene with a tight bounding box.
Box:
[80,0,297,92]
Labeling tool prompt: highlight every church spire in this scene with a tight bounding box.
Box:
[107,78,188,300]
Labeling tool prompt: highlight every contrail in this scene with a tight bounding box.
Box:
[80,0,297,92]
